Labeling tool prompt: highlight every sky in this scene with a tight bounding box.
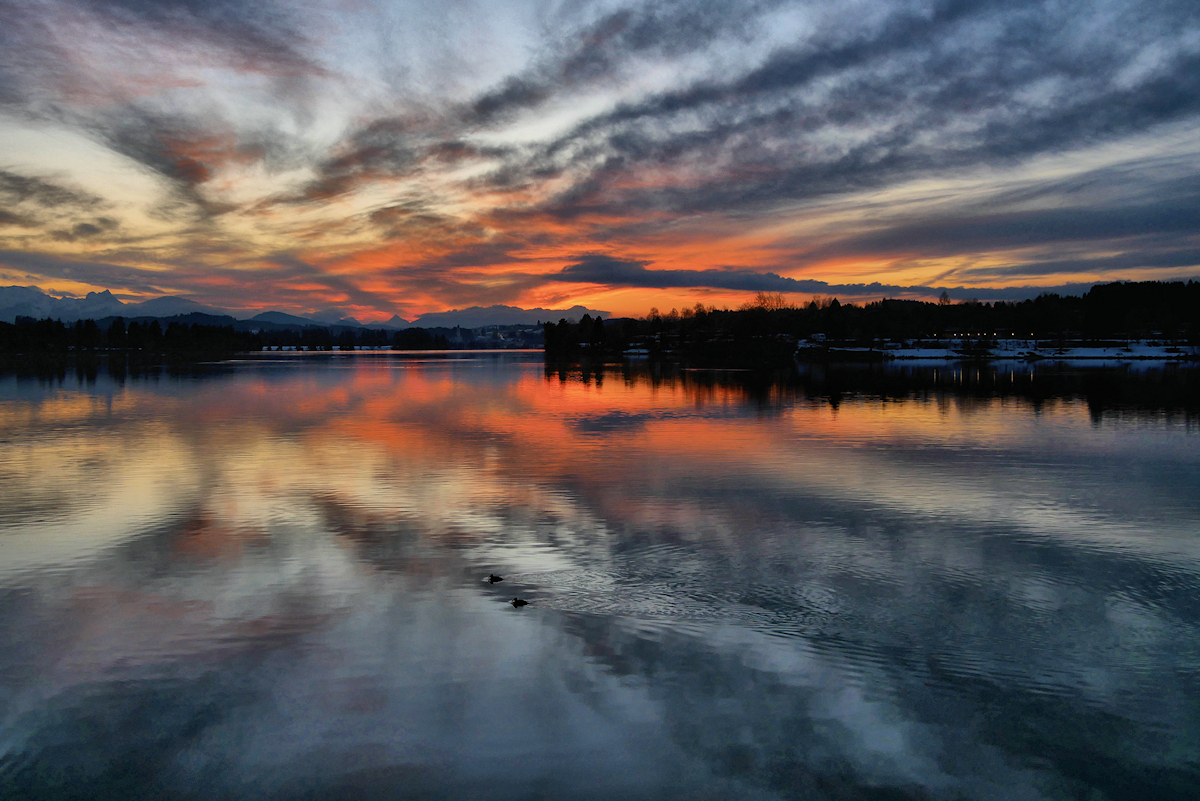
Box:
[0,0,1198,321]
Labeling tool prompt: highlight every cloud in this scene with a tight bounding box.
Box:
[0,247,404,318]
[260,254,400,312]
[271,0,1198,220]
[557,255,798,291]
[88,0,317,73]
[50,217,120,242]
[0,0,319,110]
[951,249,1200,281]
[0,249,170,294]
[459,0,1200,225]
[788,199,1200,279]
[0,0,1198,314]
[0,171,102,211]
[0,210,34,228]
[290,119,428,202]
[552,254,1103,301]
[0,172,126,246]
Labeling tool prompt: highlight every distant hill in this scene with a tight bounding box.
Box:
[310,308,359,325]
[94,312,240,327]
[2,285,592,330]
[249,311,323,327]
[128,296,226,318]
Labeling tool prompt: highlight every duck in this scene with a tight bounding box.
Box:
[510,597,529,608]
[487,574,504,584]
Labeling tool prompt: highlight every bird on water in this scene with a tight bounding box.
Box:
[510,598,529,608]
[488,574,504,584]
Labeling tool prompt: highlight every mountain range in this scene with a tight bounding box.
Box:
[0,286,609,329]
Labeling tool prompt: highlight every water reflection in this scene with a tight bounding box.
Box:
[1,354,1198,800]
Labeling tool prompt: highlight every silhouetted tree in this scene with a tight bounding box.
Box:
[106,318,126,349]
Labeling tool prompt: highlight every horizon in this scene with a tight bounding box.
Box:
[7,277,1199,328]
[1,1,1198,320]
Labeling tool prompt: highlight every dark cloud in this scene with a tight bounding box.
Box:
[556,255,797,292]
[50,217,120,242]
[803,202,1200,262]
[0,210,34,227]
[0,171,102,210]
[256,254,399,313]
[0,0,318,98]
[0,0,325,222]
[368,203,450,234]
[464,0,1200,226]
[285,123,516,205]
[463,1,773,126]
[284,0,787,202]
[91,0,316,73]
[0,249,170,294]
[952,249,1200,281]
[391,268,549,309]
[87,110,255,218]
[298,120,422,201]
[552,255,1101,301]
[469,77,554,126]
[0,171,118,243]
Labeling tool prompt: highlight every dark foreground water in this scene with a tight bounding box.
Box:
[1,354,1199,800]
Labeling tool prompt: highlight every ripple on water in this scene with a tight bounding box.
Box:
[492,567,846,638]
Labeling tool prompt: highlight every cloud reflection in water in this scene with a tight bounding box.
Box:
[0,354,1198,800]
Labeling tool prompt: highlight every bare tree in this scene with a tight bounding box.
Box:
[744,291,791,311]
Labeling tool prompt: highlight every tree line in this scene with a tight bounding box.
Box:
[544,280,1200,366]
[0,316,526,357]
[0,317,258,356]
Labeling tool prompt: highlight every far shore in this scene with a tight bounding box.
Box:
[796,338,1200,363]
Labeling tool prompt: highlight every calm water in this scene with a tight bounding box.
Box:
[1,353,1199,800]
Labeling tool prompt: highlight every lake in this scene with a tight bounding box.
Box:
[1,353,1198,800]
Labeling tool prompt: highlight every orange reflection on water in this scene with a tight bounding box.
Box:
[4,353,1199,700]
[5,356,1190,584]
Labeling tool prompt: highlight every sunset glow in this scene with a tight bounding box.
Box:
[1,0,1198,320]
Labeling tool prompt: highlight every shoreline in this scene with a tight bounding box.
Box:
[797,338,1199,364]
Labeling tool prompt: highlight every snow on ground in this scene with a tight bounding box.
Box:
[800,339,1198,362]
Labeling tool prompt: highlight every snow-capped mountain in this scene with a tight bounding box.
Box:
[1,286,606,329]
[0,287,126,322]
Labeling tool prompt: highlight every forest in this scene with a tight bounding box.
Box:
[544,280,1200,366]
[0,316,539,357]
